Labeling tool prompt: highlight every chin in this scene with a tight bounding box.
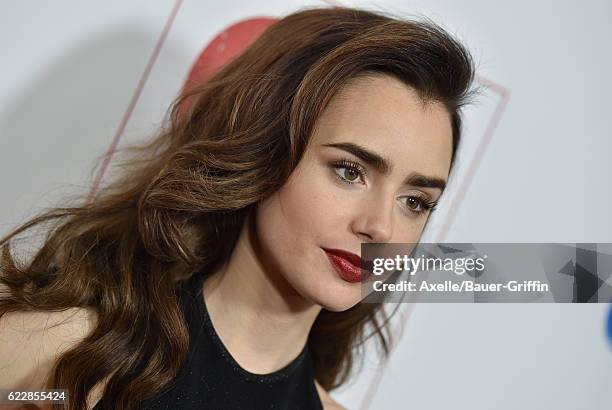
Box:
[282,254,365,312]
[308,286,362,312]
[320,301,360,312]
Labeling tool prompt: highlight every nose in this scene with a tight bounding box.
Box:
[351,198,394,243]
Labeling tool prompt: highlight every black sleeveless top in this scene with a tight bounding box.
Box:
[93,273,324,410]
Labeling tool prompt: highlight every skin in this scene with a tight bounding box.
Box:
[202,73,453,407]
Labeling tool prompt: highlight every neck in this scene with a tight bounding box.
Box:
[202,214,322,374]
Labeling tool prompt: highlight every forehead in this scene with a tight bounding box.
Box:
[311,73,453,178]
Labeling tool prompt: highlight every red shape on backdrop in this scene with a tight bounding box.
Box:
[178,17,277,118]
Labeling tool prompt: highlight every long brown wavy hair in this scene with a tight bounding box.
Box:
[0,6,478,409]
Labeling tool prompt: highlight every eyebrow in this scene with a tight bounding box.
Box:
[322,142,447,192]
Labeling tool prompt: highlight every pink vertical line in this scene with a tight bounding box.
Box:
[435,74,511,243]
[86,0,184,202]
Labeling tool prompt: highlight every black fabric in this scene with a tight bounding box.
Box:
[93,273,323,410]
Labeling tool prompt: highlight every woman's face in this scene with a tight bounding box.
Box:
[255,73,453,311]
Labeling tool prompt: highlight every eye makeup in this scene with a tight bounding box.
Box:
[328,157,439,216]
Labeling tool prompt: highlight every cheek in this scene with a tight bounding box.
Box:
[257,162,345,253]
[272,167,336,243]
[397,219,429,243]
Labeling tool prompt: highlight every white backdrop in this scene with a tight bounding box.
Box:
[1,1,610,409]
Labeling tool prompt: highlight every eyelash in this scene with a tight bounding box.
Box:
[331,158,368,183]
[330,158,439,216]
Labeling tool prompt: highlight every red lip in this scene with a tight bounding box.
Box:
[322,248,370,283]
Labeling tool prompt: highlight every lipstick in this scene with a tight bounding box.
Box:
[322,248,370,283]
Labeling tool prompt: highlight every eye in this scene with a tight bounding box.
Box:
[331,158,367,185]
[402,195,438,216]
[338,167,361,183]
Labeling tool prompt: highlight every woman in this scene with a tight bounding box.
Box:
[0,6,477,410]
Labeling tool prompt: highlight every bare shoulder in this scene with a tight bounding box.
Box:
[314,379,347,410]
[0,306,98,389]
